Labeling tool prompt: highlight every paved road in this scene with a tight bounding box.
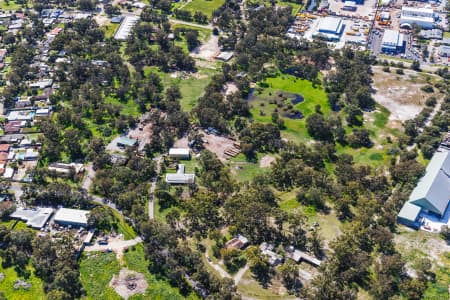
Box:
[169,19,213,30]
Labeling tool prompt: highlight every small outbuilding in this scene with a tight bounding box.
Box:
[117,136,138,148]
[169,148,190,160]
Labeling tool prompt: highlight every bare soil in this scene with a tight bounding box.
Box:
[201,131,237,162]
[259,155,276,168]
[372,67,436,122]
[190,34,220,61]
[109,269,148,299]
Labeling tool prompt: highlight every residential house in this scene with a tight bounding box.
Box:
[165,164,195,184]
[225,234,249,250]
[259,242,283,266]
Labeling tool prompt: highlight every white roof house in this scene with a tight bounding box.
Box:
[54,208,90,227]
[165,164,195,184]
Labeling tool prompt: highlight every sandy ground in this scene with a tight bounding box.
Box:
[202,132,238,162]
[109,268,148,299]
[372,67,434,122]
[190,34,220,61]
[259,155,276,168]
[174,136,189,148]
[84,236,142,260]
[395,229,450,267]
[127,123,152,151]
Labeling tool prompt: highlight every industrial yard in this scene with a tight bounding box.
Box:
[287,0,450,66]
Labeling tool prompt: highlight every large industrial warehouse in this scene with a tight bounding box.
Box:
[313,16,344,41]
[400,6,436,29]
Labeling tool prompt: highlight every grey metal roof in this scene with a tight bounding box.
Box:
[408,150,450,216]
[397,202,421,222]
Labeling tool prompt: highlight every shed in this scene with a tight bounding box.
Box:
[10,207,54,229]
[397,202,421,228]
[117,136,138,148]
[169,148,190,160]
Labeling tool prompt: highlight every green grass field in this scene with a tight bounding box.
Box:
[103,23,120,39]
[80,252,122,300]
[250,74,330,143]
[0,259,45,300]
[228,153,271,182]
[181,0,225,17]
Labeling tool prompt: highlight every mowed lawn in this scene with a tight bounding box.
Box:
[181,0,225,17]
[250,74,330,143]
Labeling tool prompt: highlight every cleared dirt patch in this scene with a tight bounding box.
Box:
[109,268,148,299]
[259,155,275,168]
[202,131,238,162]
[190,35,220,61]
[372,67,437,122]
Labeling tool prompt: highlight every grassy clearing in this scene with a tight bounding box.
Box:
[0,260,45,300]
[112,209,137,240]
[124,244,199,299]
[250,74,330,143]
[423,252,450,299]
[105,95,141,118]
[336,105,402,168]
[103,23,120,39]
[228,153,271,182]
[181,0,225,17]
[80,252,122,300]
[172,24,212,42]
[144,66,216,111]
[237,268,296,300]
[0,0,22,11]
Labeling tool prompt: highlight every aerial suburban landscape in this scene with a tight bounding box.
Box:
[0,0,448,299]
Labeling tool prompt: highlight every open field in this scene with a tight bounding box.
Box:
[124,244,199,299]
[144,66,216,111]
[228,153,271,182]
[250,74,330,143]
[80,252,122,300]
[372,67,441,122]
[0,261,45,300]
[181,0,225,17]
[237,267,295,300]
[395,228,450,299]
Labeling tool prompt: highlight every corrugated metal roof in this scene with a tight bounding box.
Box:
[408,150,450,216]
[398,202,421,222]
